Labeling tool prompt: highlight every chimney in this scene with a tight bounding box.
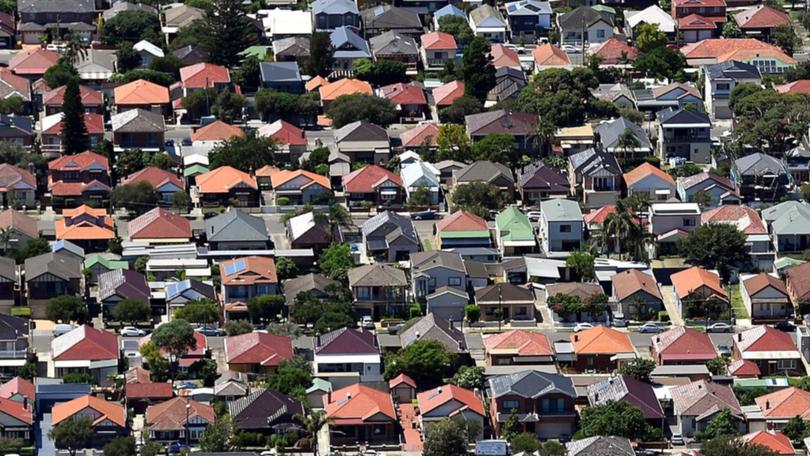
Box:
[22,397,27,410]
[415,331,420,339]
[437,387,442,394]
[315,332,321,347]
[574,335,579,342]
[328,391,332,403]
[738,333,743,342]
[766,400,770,409]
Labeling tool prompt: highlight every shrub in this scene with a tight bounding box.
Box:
[277,197,290,206]
[465,305,480,323]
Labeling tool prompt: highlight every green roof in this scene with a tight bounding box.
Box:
[240,45,269,60]
[440,230,491,239]
[306,377,332,394]
[733,377,789,389]
[592,4,615,14]
[184,164,209,177]
[84,254,128,271]
[775,257,806,271]
[496,206,534,242]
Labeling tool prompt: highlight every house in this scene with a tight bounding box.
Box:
[146,397,213,443]
[0,258,15,315]
[0,315,28,377]
[487,370,576,440]
[0,12,14,49]
[163,4,205,38]
[649,203,701,254]
[261,9,311,40]
[324,384,397,446]
[434,210,491,250]
[330,26,371,70]
[361,211,419,262]
[469,5,508,43]
[44,85,103,116]
[370,32,419,72]
[671,266,728,318]
[111,109,166,152]
[786,262,810,311]
[0,376,34,405]
[229,388,304,436]
[418,385,485,436]
[731,153,792,202]
[40,112,103,157]
[171,45,209,66]
[0,395,31,442]
[589,38,637,66]
[399,314,468,355]
[0,116,32,149]
[734,5,789,41]
[651,326,717,365]
[657,108,712,164]
[400,122,439,150]
[165,279,216,315]
[421,32,457,70]
[411,251,468,301]
[489,67,527,104]
[196,166,259,207]
[624,163,676,201]
[496,206,536,256]
[205,210,269,251]
[453,161,515,198]
[763,201,810,253]
[24,252,81,318]
[83,255,127,284]
[676,172,740,207]
[505,0,552,40]
[433,4,466,28]
[53,205,114,252]
[465,110,537,152]
[178,63,230,95]
[0,165,35,209]
[51,396,126,446]
[273,37,310,62]
[98,269,149,316]
[283,273,338,307]
[584,205,618,234]
[128,207,191,244]
[587,374,665,425]
[335,121,390,164]
[703,60,761,119]
[74,49,117,83]
[595,117,652,164]
[740,431,794,455]
[319,79,373,110]
[733,325,803,375]
[670,380,743,437]
[741,273,791,323]
[361,5,422,37]
[672,0,726,41]
[558,7,614,45]
[682,39,795,73]
[219,256,278,303]
[539,199,583,256]
[213,371,248,402]
[484,330,553,366]
[224,332,293,374]
[348,264,408,319]
[8,49,58,78]
[568,148,622,210]
[489,44,520,71]
[256,121,307,164]
[0,70,31,111]
[259,62,304,94]
[624,5,676,39]
[314,328,382,383]
[475,282,535,322]
[567,437,634,456]
[592,84,634,110]
[633,82,704,114]
[532,44,572,71]
[753,387,810,429]
[379,83,427,122]
[343,165,404,210]
[132,40,163,68]
[571,326,635,371]
[702,205,773,271]
[389,375,415,404]
[401,161,440,206]
[122,167,184,205]
[287,211,331,252]
[612,269,664,321]
[113,79,170,115]
[432,80,465,108]
[312,0,360,31]
[52,325,118,386]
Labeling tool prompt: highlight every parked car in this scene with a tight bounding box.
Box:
[671,433,684,445]
[574,322,593,332]
[120,326,146,337]
[775,320,795,332]
[361,316,375,329]
[195,326,225,337]
[410,210,436,220]
[705,322,732,333]
[169,442,189,454]
[611,312,626,327]
[638,322,663,333]
[717,345,731,357]
[527,211,542,223]
[54,324,74,337]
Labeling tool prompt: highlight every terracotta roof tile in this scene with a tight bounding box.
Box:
[776,80,810,94]
[125,382,174,400]
[180,63,230,89]
[787,262,810,301]
[0,396,31,424]
[612,269,662,301]
[417,384,484,416]
[570,325,634,355]
[380,83,427,106]
[671,266,727,300]
[673,0,727,7]
[734,5,789,29]
[435,210,488,233]
[146,397,213,431]
[389,373,416,389]
[128,207,191,240]
[225,332,293,366]
[680,38,796,64]
[48,150,108,171]
[432,80,464,107]
[735,325,797,353]
[342,164,402,193]
[318,78,373,101]
[671,380,741,418]
[9,48,59,75]
[400,122,439,147]
[533,43,572,66]
[52,395,125,427]
[268,169,329,190]
[324,383,396,422]
[623,162,675,188]
[42,113,104,135]
[0,208,37,239]
[0,68,31,98]
[52,325,119,361]
[190,120,244,142]
[652,326,716,362]
[756,387,810,419]
[743,272,788,297]
[196,166,257,194]
[728,358,760,377]
[49,180,111,197]
[420,31,456,50]
[256,119,307,146]
[740,431,794,455]
[43,85,103,107]
[590,38,637,64]
[305,75,328,92]
[221,255,277,286]
[677,14,723,30]
[484,330,553,356]
[584,205,617,226]
[490,44,521,69]
[114,79,170,105]
[55,205,115,241]
[122,166,183,191]
[701,205,767,234]
[0,376,34,402]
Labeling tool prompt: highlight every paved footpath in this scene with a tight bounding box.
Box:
[398,403,423,452]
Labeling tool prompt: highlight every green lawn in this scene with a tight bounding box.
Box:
[728,284,750,319]
[422,238,433,251]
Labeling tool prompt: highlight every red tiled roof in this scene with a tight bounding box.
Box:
[776,79,810,94]
[257,119,307,146]
[0,68,31,98]
[653,326,716,362]
[128,207,191,240]
[743,273,788,297]
[727,358,760,377]
[52,325,119,361]
[612,269,662,302]
[125,382,174,400]
[756,387,810,419]
[624,162,675,188]
[268,169,330,190]
[196,166,257,194]
[42,113,104,135]
[180,63,230,89]
[590,39,637,65]
[146,397,214,431]
[0,397,31,424]
[740,431,794,455]
[532,43,572,67]
[221,256,277,286]
[9,48,59,75]
[342,164,402,193]
[389,373,416,389]
[319,78,373,101]
[52,395,125,427]
[190,120,244,142]
[0,377,34,402]
[400,122,439,148]
[677,14,723,30]
[571,326,634,355]
[671,266,727,300]
[43,85,103,107]
[673,0,726,7]
[490,44,521,69]
[435,210,487,233]
[324,383,396,422]
[421,31,457,50]
[432,80,464,107]
[114,79,170,105]
[49,180,111,197]
[122,166,184,192]
[701,205,767,234]
[484,330,553,356]
[380,83,427,106]
[417,384,484,416]
[583,205,617,226]
[48,150,108,171]
[225,332,293,366]
[680,38,796,64]
[734,5,789,29]
[736,325,797,353]
[786,262,810,301]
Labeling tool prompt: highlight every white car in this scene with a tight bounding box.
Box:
[361,316,375,329]
[574,322,593,332]
[120,326,145,337]
[638,322,663,334]
[706,322,733,333]
[527,211,542,222]
[671,433,684,445]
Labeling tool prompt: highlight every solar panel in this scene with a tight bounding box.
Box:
[234,259,246,273]
[373,5,384,15]
[166,283,179,299]
[506,4,516,12]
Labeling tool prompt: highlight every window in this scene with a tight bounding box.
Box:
[596,29,605,38]
[356,287,370,299]
[503,400,519,410]
[560,225,571,233]
[716,83,730,91]
[778,359,796,370]
[449,277,462,287]
[683,218,696,226]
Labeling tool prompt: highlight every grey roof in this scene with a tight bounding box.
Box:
[0,115,32,137]
[765,201,810,235]
[330,26,370,58]
[399,313,467,353]
[283,273,338,305]
[273,37,310,58]
[171,45,209,64]
[453,160,514,184]
[348,263,408,287]
[734,152,788,177]
[586,374,665,420]
[259,62,302,83]
[592,83,633,104]
[491,66,527,101]
[25,251,82,282]
[0,257,15,282]
[463,259,489,278]
[0,313,27,339]
[205,210,269,243]
[228,387,304,430]
[517,162,568,192]
[567,436,634,456]
[312,0,359,16]
[559,6,614,29]
[18,0,94,13]
[362,211,418,244]
[469,4,507,27]
[488,370,576,398]
[53,240,85,259]
[335,121,389,143]
[111,108,166,133]
[164,4,205,28]
[569,148,622,176]
[540,199,582,221]
[411,251,466,273]
[658,107,711,125]
[434,4,466,23]
[505,0,552,16]
[464,109,537,136]
[361,5,423,31]
[706,60,761,80]
[98,269,149,302]
[103,1,158,20]
[595,117,652,150]
[370,31,418,56]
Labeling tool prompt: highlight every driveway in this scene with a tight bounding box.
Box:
[660,286,685,326]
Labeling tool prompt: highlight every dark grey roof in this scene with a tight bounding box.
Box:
[490,67,527,102]
[453,160,514,184]
[283,273,338,305]
[734,152,788,177]
[488,370,576,398]
[465,109,537,136]
[476,283,534,303]
[330,26,370,57]
[312,0,359,16]
[171,45,209,65]
[595,117,652,150]
[18,0,94,14]
[706,60,761,80]
[205,209,269,243]
[111,108,165,133]
[370,31,418,56]
[569,148,622,176]
[25,251,82,282]
[361,5,423,31]
[559,6,613,29]
[0,313,27,339]
[411,251,466,273]
[399,313,467,353]
[103,1,158,20]
[0,257,15,282]
[586,374,665,420]
[228,388,304,430]
[0,115,32,138]
[273,37,310,58]
[335,121,389,143]
[517,162,568,192]
[362,210,417,244]
[98,269,149,302]
[567,436,634,456]
[657,107,711,125]
[259,62,302,83]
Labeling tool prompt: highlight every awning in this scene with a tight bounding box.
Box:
[742,351,801,360]
[610,353,637,361]
[655,189,671,195]
[0,359,26,367]
[54,360,91,368]
[380,189,398,195]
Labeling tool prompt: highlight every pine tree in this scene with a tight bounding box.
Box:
[60,79,88,155]
[198,0,257,67]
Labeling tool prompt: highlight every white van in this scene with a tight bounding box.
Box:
[53,324,74,337]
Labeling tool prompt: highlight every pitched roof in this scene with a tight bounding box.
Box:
[454,160,514,184]
[370,31,418,56]
[0,377,33,403]
[318,78,372,101]
[0,68,31,100]
[590,38,637,64]
[114,79,170,105]
[735,325,797,353]
[435,210,488,233]
[8,48,59,75]
[221,256,277,286]
[128,207,191,240]
[421,31,456,50]
[587,374,665,420]
[490,43,520,69]
[670,380,742,418]
[196,166,257,193]
[678,172,735,192]
[342,164,402,193]
[677,14,723,30]
[484,330,553,357]
[125,382,173,400]
[570,325,634,355]
[787,262,810,300]
[180,62,230,89]
[312,0,358,15]
[44,84,103,107]
[225,332,293,366]
[504,0,552,16]
[532,43,572,66]
[584,205,617,226]
[671,266,726,299]
[110,108,165,133]
[380,82,427,106]
[122,166,183,192]
[740,431,794,455]
[316,328,378,355]
[540,198,582,222]
[680,38,796,64]
[324,383,396,422]
[282,273,338,304]
[559,6,613,29]
[348,263,407,287]
[24,251,82,282]
[361,4,422,30]
[400,122,439,147]
[596,116,652,150]
[432,80,464,106]
[476,282,534,303]
[389,373,416,389]
[52,395,125,427]
[305,75,328,92]
[734,5,789,29]
[205,209,268,243]
[190,120,244,142]
[256,119,307,146]
[623,162,675,187]
[465,110,537,136]
[756,387,810,419]
[398,313,467,353]
[48,150,108,171]
[567,436,634,456]
[228,387,304,429]
[52,325,118,361]
[335,120,389,143]
[147,397,213,431]
[702,205,767,234]
[495,206,533,242]
[728,358,760,377]
[612,269,662,301]
[98,269,149,302]
[652,326,716,362]
[0,208,37,239]
[54,205,115,241]
[417,384,484,416]
[259,61,302,84]
[569,148,622,176]
[776,79,810,94]
[488,370,576,398]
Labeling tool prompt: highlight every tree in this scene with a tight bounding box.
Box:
[140,441,165,456]
[423,418,468,456]
[327,94,397,128]
[246,295,285,323]
[678,223,748,281]
[276,256,298,280]
[516,68,612,127]
[198,0,256,66]
[211,91,246,122]
[139,340,169,382]
[616,127,642,163]
[0,96,23,115]
[266,356,313,396]
[43,63,80,89]
[693,189,712,209]
[701,436,779,456]
[352,59,408,86]
[50,417,94,455]
[618,358,655,382]
[730,87,810,153]
[101,11,161,45]
[181,89,215,120]
[149,55,184,81]
[451,366,485,389]
[408,184,431,208]
[383,340,456,389]
[436,123,471,162]
[255,90,319,123]
[438,15,474,47]
[173,191,191,212]
[189,358,218,386]
[773,24,800,55]
[7,237,51,264]
[174,299,220,325]
[782,415,806,442]
[115,41,142,73]
[199,415,234,452]
[319,243,354,282]
[305,31,334,77]
[462,36,496,101]
[634,45,686,81]
[723,20,743,38]
[451,182,507,218]
[18,362,36,381]
[111,182,159,215]
[697,409,740,441]
[635,23,667,53]
[234,55,261,92]
[295,410,327,456]
[465,304,480,323]
[566,251,595,281]
[510,433,541,453]
[579,400,654,439]
[707,356,728,375]
[208,135,277,172]
[471,134,518,166]
[46,296,87,324]
[61,80,88,155]
[500,410,521,441]
[102,436,136,456]
[111,299,150,324]
[328,203,351,228]
[151,319,197,383]
[224,319,253,336]
[439,95,483,124]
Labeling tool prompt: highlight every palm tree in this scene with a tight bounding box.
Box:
[616,127,641,163]
[602,201,635,258]
[63,33,87,67]
[531,118,556,156]
[295,410,327,456]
